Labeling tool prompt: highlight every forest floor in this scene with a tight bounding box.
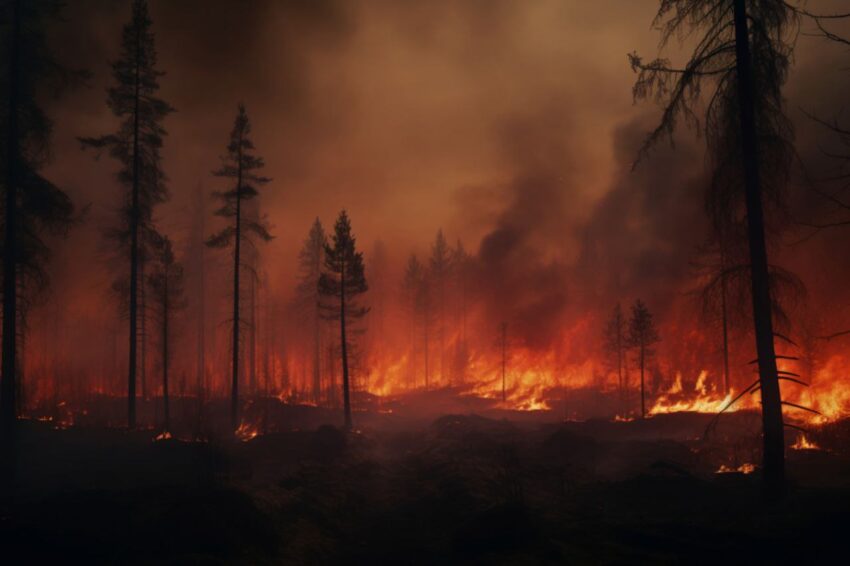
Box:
[2,402,850,564]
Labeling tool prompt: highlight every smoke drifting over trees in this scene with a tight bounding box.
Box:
[4,0,850,434]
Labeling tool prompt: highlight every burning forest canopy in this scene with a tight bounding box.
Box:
[3,1,850,438]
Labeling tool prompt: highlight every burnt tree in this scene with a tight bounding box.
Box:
[630,0,800,495]
[627,299,659,419]
[80,0,173,429]
[319,210,368,431]
[207,103,272,431]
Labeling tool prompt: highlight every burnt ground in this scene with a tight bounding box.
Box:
[2,404,850,565]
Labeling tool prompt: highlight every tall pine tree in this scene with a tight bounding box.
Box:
[630,0,800,494]
[2,0,79,448]
[80,0,173,429]
[627,300,660,419]
[319,211,368,431]
[207,103,272,431]
[296,218,327,404]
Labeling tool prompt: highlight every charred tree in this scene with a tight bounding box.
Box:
[401,254,424,389]
[2,0,79,451]
[604,303,628,410]
[319,210,368,431]
[627,300,659,419]
[207,103,272,432]
[80,0,172,429]
[630,0,800,495]
[296,218,327,403]
[148,235,186,434]
[429,229,451,383]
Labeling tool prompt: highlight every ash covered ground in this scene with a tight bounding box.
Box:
[3,394,849,564]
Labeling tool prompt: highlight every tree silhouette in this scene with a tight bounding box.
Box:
[450,239,472,384]
[319,210,368,431]
[207,103,272,431]
[627,300,660,419]
[79,0,173,429]
[148,235,186,434]
[2,0,80,443]
[429,229,451,383]
[401,253,424,389]
[296,218,327,403]
[630,0,799,494]
[603,303,628,411]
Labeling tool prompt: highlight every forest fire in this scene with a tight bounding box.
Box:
[4,0,850,563]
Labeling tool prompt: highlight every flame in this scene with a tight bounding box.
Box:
[715,463,756,474]
[650,371,738,416]
[154,431,172,442]
[791,434,821,451]
[235,420,259,442]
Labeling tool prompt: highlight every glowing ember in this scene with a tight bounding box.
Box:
[715,463,756,475]
[791,434,821,451]
[235,421,260,442]
[154,431,172,442]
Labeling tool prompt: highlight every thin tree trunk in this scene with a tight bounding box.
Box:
[313,306,321,403]
[733,0,785,495]
[720,244,731,395]
[127,19,142,429]
[231,140,243,431]
[340,257,352,430]
[617,322,623,411]
[249,264,256,398]
[1,0,21,442]
[140,257,147,400]
[639,344,645,418]
[163,276,169,432]
[196,204,205,435]
[501,322,507,402]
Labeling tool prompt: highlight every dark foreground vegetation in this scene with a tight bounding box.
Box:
[2,405,849,564]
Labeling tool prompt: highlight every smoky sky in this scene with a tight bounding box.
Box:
[34,0,850,347]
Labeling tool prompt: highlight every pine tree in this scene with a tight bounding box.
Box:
[296,218,327,403]
[627,300,660,419]
[207,103,272,431]
[148,235,186,434]
[604,303,628,411]
[401,253,424,389]
[1,0,79,447]
[630,0,800,494]
[319,210,368,431]
[80,0,173,429]
[451,239,471,384]
[429,229,451,383]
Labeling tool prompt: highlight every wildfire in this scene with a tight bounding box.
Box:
[650,371,738,416]
[791,434,821,451]
[235,420,260,442]
[154,431,172,442]
[715,463,756,474]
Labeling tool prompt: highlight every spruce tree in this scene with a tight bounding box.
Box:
[207,103,272,431]
[319,210,368,430]
[80,0,173,429]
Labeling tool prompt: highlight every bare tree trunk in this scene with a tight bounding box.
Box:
[249,264,256,398]
[140,257,147,400]
[720,244,731,395]
[231,139,243,431]
[127,20,143,430]
[639,344,646,419]
[1,0,21,446]
[501,322,507,402]
[340,258,352,430]
[196,207,205,435]
[733,0,785,496]
[162,277,170,432]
